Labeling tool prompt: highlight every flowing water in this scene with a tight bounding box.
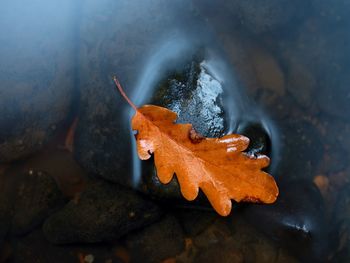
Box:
[1,1,350,262]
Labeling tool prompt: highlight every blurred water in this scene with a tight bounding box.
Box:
[1,0,350,262]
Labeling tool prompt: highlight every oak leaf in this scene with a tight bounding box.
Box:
[113,77,279,216]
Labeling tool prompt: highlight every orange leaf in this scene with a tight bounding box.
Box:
[113,77,279,216]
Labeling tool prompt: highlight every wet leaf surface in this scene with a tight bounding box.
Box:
[114,78,279,216]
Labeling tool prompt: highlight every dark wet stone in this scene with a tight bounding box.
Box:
[0,173,15,247]
[0,169,65,237]
[0,241,12,263]
[192,218,231,249]
[43,180,162,244]
[16,148,88,199]
[330,184,350,262]
[150,56,227,138]
[135,55,276,205]
[242,180,329,262]
[175,209,217,236]
[74,0,203,187]
[126,215,185,263]
[0,1,78,163]
[237,122,271,157]
[229,216,299,263]
[138,162,182,201]
[12,229,122,263]
[135,56,231,203]
[75,35,238,206]
[277,120,323,180]
[194,217,297,263]
[10,170,66,236]
[194,241,244,263]
[137,161,216,210]
[74,0,277,207]
[132,61,275,207]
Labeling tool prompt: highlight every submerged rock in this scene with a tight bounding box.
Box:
[285,57,317,110]
[74,0,276,208]
[0,173,14,247]
[243,180,329,262]
[277,119,323,180]
[0,169,65,237]
[317,116,350,169]
[279,19,350,121]
[195,243,244,263]
[74,0,203,187]
[330,184,350,262]
[12,229,121,263]
[311,0,350,24]
[250,47,286,97]
[194,0,309,35]
[126,215,185,263]
[43,180,162,244]
[175,209,217,236]
[193,217,297,263]
[0,0,78,162]
[10,170,66,236]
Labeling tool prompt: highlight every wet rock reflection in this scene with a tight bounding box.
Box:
[150,57,226,138]
[243,181,329,262]
[0,169,65,238]
[43,180,162,244]
[126,215,185,263]
[1,0,350,262]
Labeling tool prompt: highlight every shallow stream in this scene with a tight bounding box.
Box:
[1,1,350,262]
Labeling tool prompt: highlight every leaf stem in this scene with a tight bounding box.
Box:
[113,76,138,111]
